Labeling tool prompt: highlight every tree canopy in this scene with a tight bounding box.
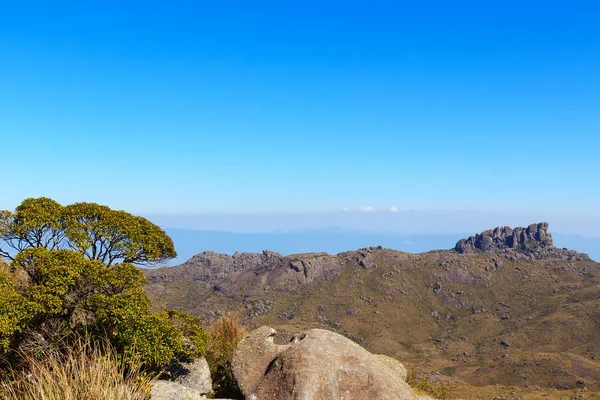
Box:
[0,198,200,373]
[0,198,176,266]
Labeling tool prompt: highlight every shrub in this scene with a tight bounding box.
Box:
[406,369,451,400]
[0,247,205,371]
[204,314,248,397]
[0,198,205,385]
[0,335,153,400]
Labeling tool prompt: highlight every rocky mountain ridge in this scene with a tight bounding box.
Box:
[144,223,600,398]
[147,223,590,298]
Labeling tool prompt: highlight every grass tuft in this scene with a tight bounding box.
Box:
[0,335,153,400]
[406,370,451,400]
[203,314,248,398]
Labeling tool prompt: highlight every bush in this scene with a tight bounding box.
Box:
[0,197,206,393]
[204,315,248,397]
[0,247,205,371]
[406,369,451,400]
[0,335,153,400]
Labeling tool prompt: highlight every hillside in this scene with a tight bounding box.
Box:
[144,223,600,399]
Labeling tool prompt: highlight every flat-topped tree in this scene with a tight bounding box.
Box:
[0,199,201,373]
[0,198,176,266]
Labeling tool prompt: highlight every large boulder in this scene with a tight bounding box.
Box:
[232,327,421,400]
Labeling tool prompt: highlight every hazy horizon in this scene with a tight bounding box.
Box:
[146,210,600,237]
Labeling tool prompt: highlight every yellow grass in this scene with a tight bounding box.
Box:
[0,336,153,400]
[204,314,248,396]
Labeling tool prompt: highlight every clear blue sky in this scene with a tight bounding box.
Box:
[1,1,599,218]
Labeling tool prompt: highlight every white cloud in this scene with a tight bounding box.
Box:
[359,206,374,212]
[389,206,399,213]
[341,207,351,212]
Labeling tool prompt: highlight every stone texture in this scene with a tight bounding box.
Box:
[146,248,400,302]
[146,250,344,298]
[151,380,207,400]
[232,326,420,400]
[173,358,212,395]
[455,222,590,261]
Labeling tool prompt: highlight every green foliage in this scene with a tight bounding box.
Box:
[7,198,64,251]
[163,310,207,362]
[0,199,202,376]
[14,248,103,317]
[62,202,176,266]
[88,287,206,369]
[91,290,181,368]
[0,272,33,354]
[0,197,176,266]
[406,370,451,400]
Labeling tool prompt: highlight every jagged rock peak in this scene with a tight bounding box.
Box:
[455,222,553,253]
[455,222,590,261]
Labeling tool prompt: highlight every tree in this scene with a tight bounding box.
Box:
[0,198,201,372]
[0,198,176,266]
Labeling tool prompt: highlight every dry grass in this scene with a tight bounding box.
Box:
[406,370,451,400]
[145,248,600,397]
[0,261,9,276]
[0,336,153,400]
[204,314,248,398]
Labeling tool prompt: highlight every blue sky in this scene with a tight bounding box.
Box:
[1,1,599,227]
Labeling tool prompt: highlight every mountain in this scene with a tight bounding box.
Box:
[164,228,599,266]
[144,223,600,399]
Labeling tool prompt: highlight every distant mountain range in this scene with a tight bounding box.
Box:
[164,228,598,265]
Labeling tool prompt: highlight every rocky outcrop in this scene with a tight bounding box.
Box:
[232,326,421,400]
[147,250,286,287]
[146,250,346,298]
[455,222,552,252]
[455,223,589,260]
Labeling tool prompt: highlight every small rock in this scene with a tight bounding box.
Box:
[151,380,207,400]
[173,358,212,395]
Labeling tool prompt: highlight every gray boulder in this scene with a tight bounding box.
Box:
[232,326,421,400]
[173,358,212,394]
[151,380,207,400]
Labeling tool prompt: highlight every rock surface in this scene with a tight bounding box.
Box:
[146,248,387,299]
[232,326,421,400]
[172,358,212,395]
[455,222,589,260]
[151,380,207,400]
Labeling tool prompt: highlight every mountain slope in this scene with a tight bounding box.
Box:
[144,224,600,398]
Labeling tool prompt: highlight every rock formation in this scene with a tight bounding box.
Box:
[172,358,212,394]
[151,357,216,400]
[150,380,208,400]
[232,326,422,400]
[455,222,589,260]
[146,249,377,298]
